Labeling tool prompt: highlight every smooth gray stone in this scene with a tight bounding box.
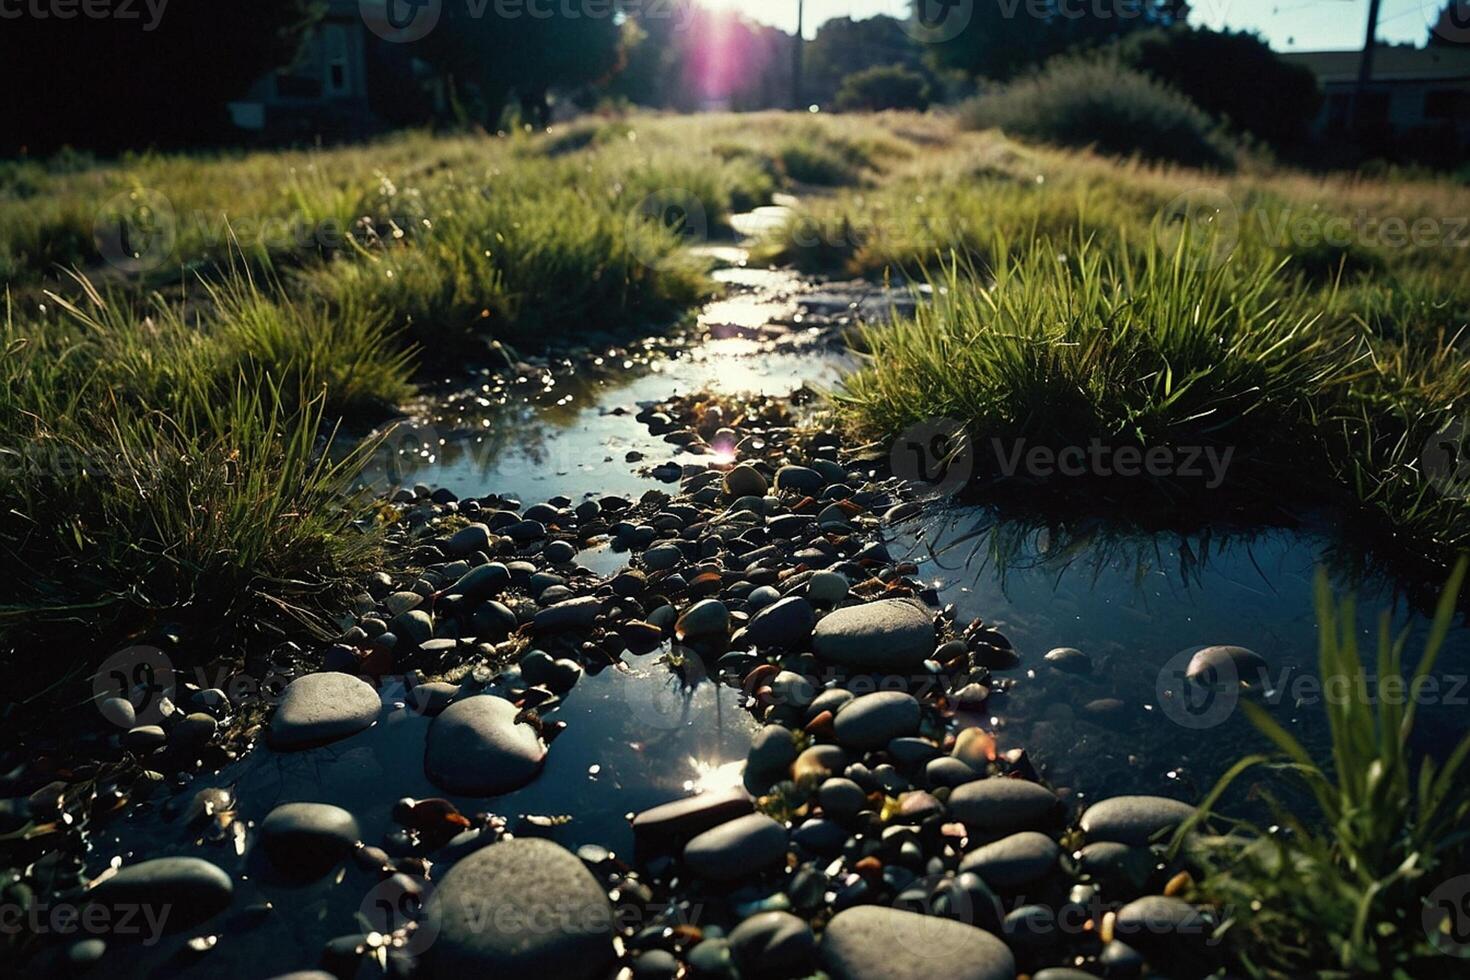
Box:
[1079,795,1197,846]
[426,839,614,978]
[267,673,380,750]
[820,905,1016,980]
[424,696,545,796]
[947,779,1060,835]
[259,802,360,876]
[86,857,233,933]
[745,596,817,650]
[832,692,920,750]
[533,596,601,632]
[728,910,815,978]
[632,788,753,854]
[958,831,1060,888]
[812,598,935,670]
[683,813,788,882]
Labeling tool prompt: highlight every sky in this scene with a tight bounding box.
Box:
[696,0,1442,51]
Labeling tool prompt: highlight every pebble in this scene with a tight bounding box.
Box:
[947,779,1060,836]
[259,802,360,877]
[1186,644,1268,687]
[724,464,768,498]
[1112,895,1214,973]
[426,839,614,978]
[1079,795,1197,846]
[820,905,1016,980]
[958,831,1060,888]
[1043,647,1093,674]
[926,755,980,788]
[86,857,233,932]
[745,724,799,793]
[677,599,731,641]
[98,696,136,728]
[832,692,920,750]
[424,696,545,795]
[807,571,849,605]
[534,595,601,632]
[773,465,825,493]
[812,598,935,670]
[267,673,381,750]
[817,777,869,822]
[683,813,788,882]
[445,523,492,557]
[632,788,753,854]
[728,911,815,978]
[744,596,816,649]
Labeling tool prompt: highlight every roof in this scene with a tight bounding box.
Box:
[1282,46,1470,84]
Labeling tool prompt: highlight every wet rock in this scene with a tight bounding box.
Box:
[391,609,433,648]
[677,599,731,641]
[926,756,980,789]
[947,779,1061,836]
[820,905,1016,980]
[259,802,360,877]
[644,544,683,571]
[728,911,815,978]
[407,681,460,716]
[1186,645,1268,687]
[268,673,381,750]
[774,466,825,493]
[448,562,510,601]
[745,725,799,794]
[744,597,816,650]
[808,571,849,606]
[832,692,920,750]
[426,838,614,978]
[812,599,935,670]
[86,857,233,933]
[1043,647,1092,675]
[1112,895,1214,974]
[424,696,546,796]
[683,813,788,882]
[544,540,576,564]
[792,744,846,781]
[817,777,869,822]
[124,725,167,752]
[632,949,680,980]
[534,596,600,633]
[687,938,734,979]
[98,696,136,728]
[1079,795,1197,846]
[385,591,423,616]
[724,464,768,498]
[445,523,492,557]
[632,788,753,855]
[958,831,1059,888]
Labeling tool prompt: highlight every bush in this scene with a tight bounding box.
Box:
[960,58,1238,170]
[1113,27,1322,148]
[835,64,932,113]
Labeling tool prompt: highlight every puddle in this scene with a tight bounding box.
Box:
[890,505,1470,808]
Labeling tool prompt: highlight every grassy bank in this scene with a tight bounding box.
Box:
[761,125,1470,572]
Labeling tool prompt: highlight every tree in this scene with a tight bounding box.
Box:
[414,3,624,128]
[805,16,926,107]
[1113,27,1321,147]
[835,64,932,112]
[923,0,1189,81]
[0,0,322,153]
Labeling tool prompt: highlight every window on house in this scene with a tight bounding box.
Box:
[324,25,350,97]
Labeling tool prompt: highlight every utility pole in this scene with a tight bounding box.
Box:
[1354,0,1383,129]
[793,0,805,110]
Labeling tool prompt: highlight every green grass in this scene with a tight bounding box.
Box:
[1178,559,1470,977]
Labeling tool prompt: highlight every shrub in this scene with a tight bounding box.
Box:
[960,58,1238,170]
[1113,27,1322,148]
[835,64,932,113]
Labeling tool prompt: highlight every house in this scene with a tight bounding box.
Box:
[227,0,435,141]
[1282,45,1470,145]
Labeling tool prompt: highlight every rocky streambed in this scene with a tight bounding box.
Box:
[7,235,1469,979]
